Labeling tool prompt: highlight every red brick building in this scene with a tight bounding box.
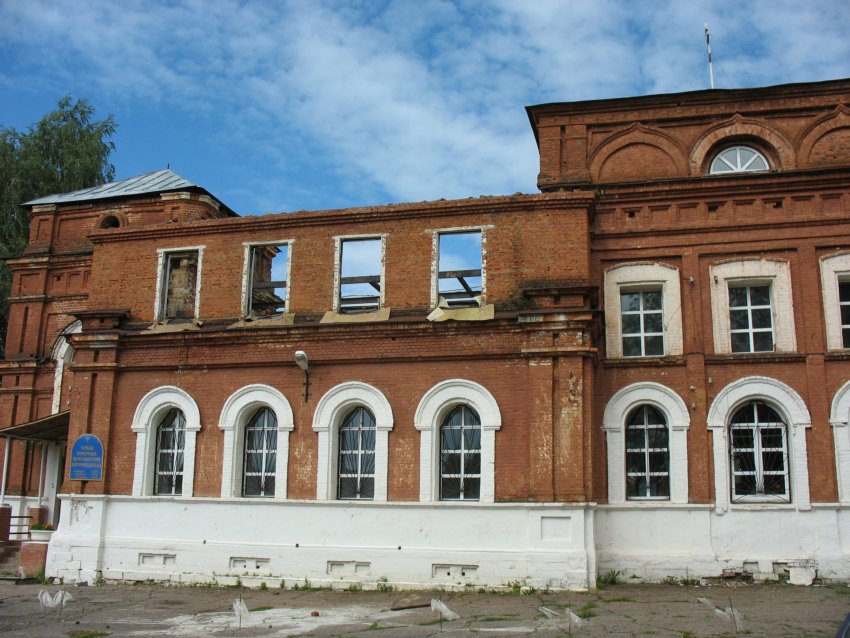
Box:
[1,79,848,589]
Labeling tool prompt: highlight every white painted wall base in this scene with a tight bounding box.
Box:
[46,496,596,590]
[595,504,850,582]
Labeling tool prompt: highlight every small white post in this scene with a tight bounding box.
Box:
[704,23,715,89]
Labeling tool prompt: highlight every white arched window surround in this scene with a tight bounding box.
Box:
[131,386,201,497]
[829,380,850,503]
[604,262,683,359]
[707,376,811,513]
[312,381,393,501]
[602,382,690,504]
[218,385,294,499]
[51,320,81,414]
[415,379,502,503]
[709,259,796,355]
[820,252,850,351]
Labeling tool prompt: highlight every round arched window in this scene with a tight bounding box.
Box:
[709,146,769,174]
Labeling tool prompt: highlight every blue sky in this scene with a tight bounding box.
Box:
[1,0,848,216]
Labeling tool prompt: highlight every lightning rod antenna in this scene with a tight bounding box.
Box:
[704,23,715,89]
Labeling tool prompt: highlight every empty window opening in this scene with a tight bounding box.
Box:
[729,284,774,353]
[249,244,288,316]
[710,146,769,174]
[155,408,186,496]
[242,408,277,497]
[440,405,481,501]
[339,238,381,313]
[161,251,198,320]
[337,407,376,500]
[100,215,120,229]
[840,281,850,348]
[730,401,789,502]
[438,231,482,307]
[620,289,664,357]
[625,405,669,499]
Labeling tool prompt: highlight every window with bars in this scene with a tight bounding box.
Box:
[160,251,198,320]
[242,408,277,497]
[620,290,664,357]
[625,405,669,499]
[729,284,774,353]
[339,238,382,313]
[439,405,481,501]
[154,408,186,496]
[709,146,769,174]
[248,244,288,316]
[840,281,850,348]
[437,231,482,307]
[730,401,789,502]
[337,407,376,500]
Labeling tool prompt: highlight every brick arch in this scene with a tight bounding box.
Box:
[589,124,688,183]
[689,116,795,175]
[797,106,850,169]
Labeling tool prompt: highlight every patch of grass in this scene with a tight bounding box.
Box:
[365,621,390,631]
[346,583,363,593]
[679,632,696,638]
[418,618,446,626]
[376,577,394,593]
[249,606,273,612]
[596,569,621,589]
[603,595,633,602]
[477,615,520,622]
[576,602,597,619]
[833,585,850,596]
[259,581,267,590]
[66,631,111,638]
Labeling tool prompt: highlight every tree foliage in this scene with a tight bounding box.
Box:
[0,96,116,355]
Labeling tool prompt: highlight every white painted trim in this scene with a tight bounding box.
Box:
[218,385,294,499]
[153,246,205,321]
[819,252,850,351]
[414,379,501,503]
[829,380,850,503]
[429,227,491,308]
[332,234,386,312]
[707,376,811,513]
[602,382,690,504]
[603,262,683,358]
[311,382,394,501]
[709,259,796,354]
[131,386,201,498]
[241,239,293,317]
[51,321,81,414]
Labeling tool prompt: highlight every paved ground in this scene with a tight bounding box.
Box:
[0,580,847,637]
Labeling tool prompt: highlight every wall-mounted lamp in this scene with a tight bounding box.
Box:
[294,350,311,401]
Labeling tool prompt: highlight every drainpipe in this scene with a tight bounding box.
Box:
[37,443,47,507]
[0,438,9,507]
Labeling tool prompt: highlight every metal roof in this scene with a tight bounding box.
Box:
[23,169,200,207]
[0,411,70,442]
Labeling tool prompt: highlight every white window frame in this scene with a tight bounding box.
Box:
[604,262,683,359]
[829,380,850,504]
[131,386,201,497]
[153,246,204,321]
[709,145,770,174]
[414,379,501,503]
[728,283,774,353]
[603,382,690,504]
[332,234,386,313]
[819,252,850,351]
[710,259,796,355]
[728,400,790,503]
[312,381,393,501]
[430,226,489,308]
[707,376,811,513]
[218,385,294,499]
[241,239,293,317]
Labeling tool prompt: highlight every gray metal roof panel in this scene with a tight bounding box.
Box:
[23,169,199,206]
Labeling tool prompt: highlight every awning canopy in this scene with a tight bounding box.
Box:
[0,411,70,442]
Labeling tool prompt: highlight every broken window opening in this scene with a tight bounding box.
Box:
[438,231,482,307]
[161,251,198,321]
[249,244,288,317]
[339,238,382,313]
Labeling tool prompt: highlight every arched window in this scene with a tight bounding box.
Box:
[729,400,789,502]
[625,405,669,499]
[337,407,376,499]
[242,408,277,497]
[154,408,186,495]
[709,146,769,174]
[440,405,481,501]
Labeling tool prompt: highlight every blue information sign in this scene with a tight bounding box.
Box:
[69,434,104,481]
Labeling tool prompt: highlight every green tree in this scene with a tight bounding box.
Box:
[0,96,116,355]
